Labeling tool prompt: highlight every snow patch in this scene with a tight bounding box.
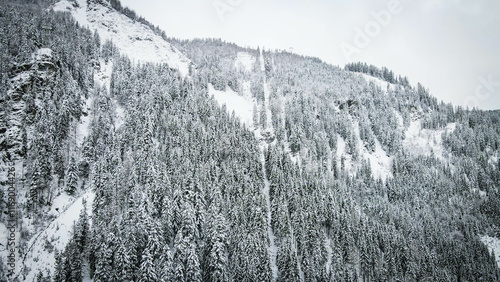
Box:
[114,100,125,129]
[20,191,95,281]
[53,0,91,28]
[337,135,346,159]
[235,52,255,73]
[364,139,393,181]
[359,73,396,93]
[393,109,404,127]
[488,151,498,168]
[324,231,333,275]
[53,0,191,76]
[481,235,500,268]
[34,48,53,61]
[76,96,93,147]
[337,123,393,181]
[403,120,456,161]
[208,83,253,127]
[95,60,113,91]
[354,122,393,181]
[241,81,255,101]
[472,188,487,197]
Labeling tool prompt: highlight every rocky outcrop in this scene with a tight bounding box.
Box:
[0,48,60,162]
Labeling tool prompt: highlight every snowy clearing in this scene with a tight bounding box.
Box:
[235,52,255,73]
[353,121,392,180]
[359,73,397,93]
[20,191,95,281]
[114,100,125,129]
[481,235,500,268]
[34,48,53,61]
[324,231,333,275]
[403,120,456,161]
[94,60,113,91]
[76,96,93,147]
[336,123,393,181]
[393,109,404,127]
[208,83,253,127]
[364,139,393,181]
[53,0,191,76]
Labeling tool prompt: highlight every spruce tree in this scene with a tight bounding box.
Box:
[65,157,79,195]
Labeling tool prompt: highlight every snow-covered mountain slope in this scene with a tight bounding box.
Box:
[4,1,500,280]
[403,119,456,161]
[18,191,94,281]
[335,125,393,181]
[53,0,191,77]
[209,83,255,128]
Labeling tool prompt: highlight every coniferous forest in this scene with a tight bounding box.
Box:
[0,0,499,281]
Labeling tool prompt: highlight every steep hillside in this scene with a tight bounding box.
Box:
[1,0,499,281]
[53,0,191,76]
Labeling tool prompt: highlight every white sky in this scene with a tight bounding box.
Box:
[120,0,500,110]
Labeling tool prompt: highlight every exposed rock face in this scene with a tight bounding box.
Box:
[1,48,60,162]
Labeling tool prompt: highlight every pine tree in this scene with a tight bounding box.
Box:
[159,245,174,282]
[173,231,186,281]
[206,206,229,282]
[114,241,134,281]
[35,271,46,282]
[185,245,202,282]
[138,246,158,282]
[93,240,114,282]
[53,250,64,282]
[74,198,89,254]
[173,230,201,282]
[68,241,83,282]
[65,157,79,195]
[277,238,301,281]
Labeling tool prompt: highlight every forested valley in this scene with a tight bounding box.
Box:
[0,0,499,281]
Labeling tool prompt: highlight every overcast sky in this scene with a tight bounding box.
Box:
[120,0,500,110]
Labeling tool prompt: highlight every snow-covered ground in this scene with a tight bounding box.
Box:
[336,123,393,181]
[53,0,191,76]
[364,140,393,181]
[324,231,333,275]
[488,151,499,168]
[240,81,255,102]
[94,60,113,91]
[235,52,255,73]
[208,83,254,127]
[359,73,397,93]
[393,109,404,127]
[34,48,53,61]
[353,121,392,180]
[18,191,95,281]
[76,96,93,147]
[113,100,125,129]
[472,188,487,197]
[403,120,456,161]
[480,235,500,268]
